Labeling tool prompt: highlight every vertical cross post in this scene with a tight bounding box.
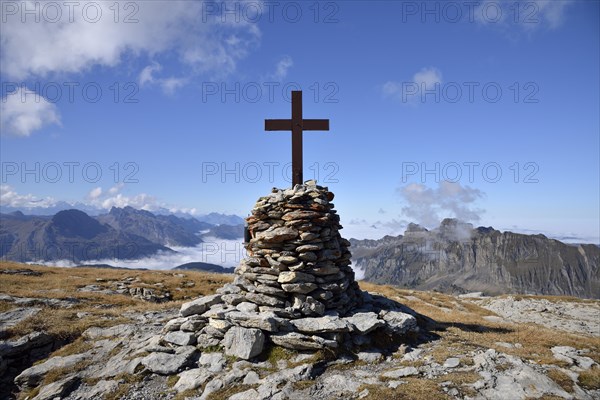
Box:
[265,91,330,187]
[291,91,303,186]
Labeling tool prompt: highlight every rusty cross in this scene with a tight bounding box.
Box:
[265,91,330,186]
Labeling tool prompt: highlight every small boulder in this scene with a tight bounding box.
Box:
[163,331,196,346]
[224,327,265,360]
[141,346,197,375]
[180,294,222,317]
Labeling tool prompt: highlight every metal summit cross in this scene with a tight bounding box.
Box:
[265,91,330,186]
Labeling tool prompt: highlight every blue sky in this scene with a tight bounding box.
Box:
[1,0,598,243]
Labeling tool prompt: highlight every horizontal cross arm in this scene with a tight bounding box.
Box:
[265,119,292,131]
[303,119,329,131]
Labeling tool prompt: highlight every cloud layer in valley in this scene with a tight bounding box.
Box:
[38,237,245,270]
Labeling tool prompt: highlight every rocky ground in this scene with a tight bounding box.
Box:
[1,263,599,400]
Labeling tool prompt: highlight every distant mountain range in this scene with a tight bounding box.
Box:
[0,203,244,225]
[97,206,211,247]
[351,219,600,299]
[3,207,597,299]
[173,262,234,274]
[0,207,244,264]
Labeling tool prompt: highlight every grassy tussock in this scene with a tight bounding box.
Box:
[546,368,575,393]
[578,366,600,390]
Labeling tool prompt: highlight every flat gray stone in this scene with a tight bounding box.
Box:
[278,271,316,283]
[173,367,211,393]
[180,294,222,317]
[0,307,41,333]
[225,311,280,332]
[357,350,384,363]
[256,227,299,243]
[551,346,597,370]
[281,283,318,294]
[320,374,362,395]
[229,389,260,400]
[224,327,265,360]
[443,357,460,368]
[291,316,350,333]
[236,302,258,313]
[245,292,285,307]
[163,317,187,332]
[141,346,196,375]
[270,331,337,350]
[380,310,418,334]
[164,331,196,346]
[199,378,223,400]
[198,352,226,372]
[180,316,207,332]
[243,370,261,385]
[344,312,384,334]
[31,375,78,400]
[382,366,419,378]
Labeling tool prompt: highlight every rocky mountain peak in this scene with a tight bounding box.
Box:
[50,209,108,239]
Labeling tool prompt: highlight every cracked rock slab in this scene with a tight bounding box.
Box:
[141,346,196,375]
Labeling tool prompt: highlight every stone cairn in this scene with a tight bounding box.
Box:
[158,181,418,361]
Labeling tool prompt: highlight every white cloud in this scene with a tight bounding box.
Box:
[40,237,245,270]
[102,193,154,210]
[138,62,187,95]
[382,67,442,103]
[139,62,162,86]
[88,183,198,215]
[96,189,159,212]
[413,67,442,90]
[535,0,572,28]
[0,87,61,136]
[271,55,294,81]
[88,187,102,200]
[398,181,484,228]
[474,0,573,30]
[107,183,124,195]
[0,185,56,208]
[1,184,200,217]
[159,77,187,95]
[1,1,260,80]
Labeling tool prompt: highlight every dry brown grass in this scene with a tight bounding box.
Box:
[0,301,14,313]
[0,261,232,302]
[578,366,600,390]
[546,368,575,393]
[359,282,600,368]
[50,337,94,357]
[0,261,233,342]
[206,384,255,400]
[173,389,201,400]
[360,378,450,400]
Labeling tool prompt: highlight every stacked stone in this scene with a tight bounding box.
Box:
[157,181,418,362]
[233,180,362,318]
